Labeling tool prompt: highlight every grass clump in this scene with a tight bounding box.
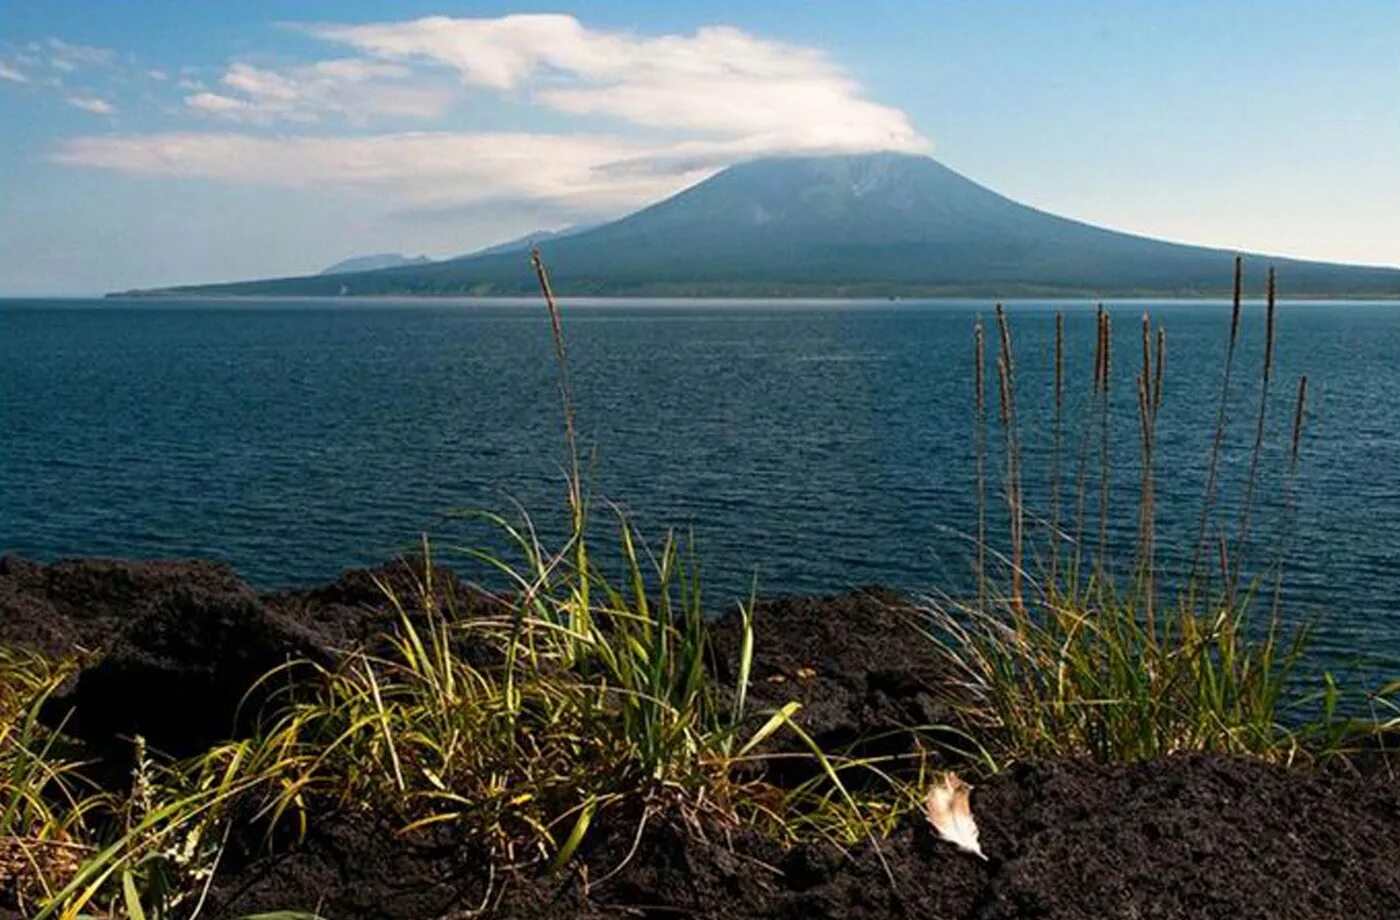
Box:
[0,648,91,913]
[24,737,273,919]
[243,528,794,862]
[924,261,1391,767]
[0,649,286,918]
[925,580,1313,763]
[230,516,905,899]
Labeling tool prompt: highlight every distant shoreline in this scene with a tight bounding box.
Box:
[91,290,1400,303]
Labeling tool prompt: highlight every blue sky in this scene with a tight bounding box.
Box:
[1,1,1396,295]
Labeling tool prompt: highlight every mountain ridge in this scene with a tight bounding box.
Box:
[320,253,432,275]
[114,152,1400,299]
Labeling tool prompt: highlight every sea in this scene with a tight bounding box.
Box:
[3,296,1398,678]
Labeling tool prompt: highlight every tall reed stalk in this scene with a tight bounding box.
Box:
[1095,305,1112,574]
[1135,313,1161,640]
[974,321,988,611]
[1268,375,1309,623]
[530,246,591,657]
[1231,266,1278,606]
[1049,311,1065,585]
[993,304,1024,615]
[1191,256,1244,599]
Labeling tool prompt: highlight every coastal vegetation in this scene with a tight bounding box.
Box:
[2,256,1397,918]
[925,270,1353,766]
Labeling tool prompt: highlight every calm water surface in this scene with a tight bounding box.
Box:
[3,297,1398,675]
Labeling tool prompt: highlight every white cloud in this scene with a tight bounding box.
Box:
[0,61,28,83]
[52,123,931,217]
[52,131,709,212]
[306,15,924,149]
[184,92,255,117]
[67,95,115,115]
[47,38,116,73]
[49,128,772,218]
[184,58,452,124]
[54,15,928,217]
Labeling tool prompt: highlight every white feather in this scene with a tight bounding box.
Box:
[925,772,986,859]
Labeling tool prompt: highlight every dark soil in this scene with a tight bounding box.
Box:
[709,587,958,787]
[710,587,948,749]
[4,555,1400,919]
[0,554,500,760]
[200,755,1400,920]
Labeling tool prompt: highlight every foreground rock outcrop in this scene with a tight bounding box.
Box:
[3,555,1399,919]
[0,555,935,762]
[197,754,1400,920]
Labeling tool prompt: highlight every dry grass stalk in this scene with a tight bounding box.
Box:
[1266,268,1277,376]
[1292,376,1308,463]
[1136,374,1155,637]
[1050,311,1065,584]
[1269,372,1311,622]
[1092,304,1105,394]
[1232,266,1278,605]
[1190,254,1245,597]
[1140,312,1152,398]
[1231,254,1243,341]
[1153,327,1165,415]
[1134,313,1164,637]
[530,247,582,517]
[1096,307,1112,572]
[994,304,1024,615]
[530,245,593,638]
[975,321,988,609]
[1055,312,1065,412]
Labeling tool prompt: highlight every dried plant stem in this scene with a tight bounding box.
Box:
[531,247,581,511]
[1217,530,1231,586]
[994,304,1024,616]
[1135,313,1160,640]
[1136,374,1154,636]
[1266,375,1309,615]
[1096,306,1112,576]
[530,247,590,624]
[1140,312,1152,400]
[1049,311,1065,586]
[1191,254,1244,596]
[1131,312,1164,635]
[1093,306,1105,394]
[1153,327,1165,415]
[1291,375,1308,464]
[974,321,988,611]
[1231,266,1277,607]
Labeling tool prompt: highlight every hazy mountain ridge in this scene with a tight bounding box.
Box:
[463,224,595,259]
[118,153,1400,299]
[320,253,432,275]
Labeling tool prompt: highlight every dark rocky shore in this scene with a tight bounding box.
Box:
[3,555,1399,919]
